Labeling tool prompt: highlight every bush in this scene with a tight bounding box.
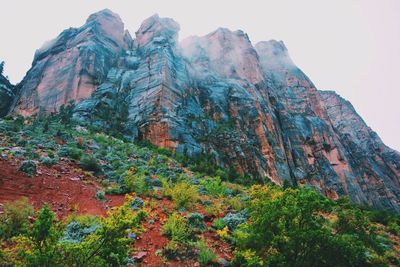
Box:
[165,181,199,210]
[40,156,58,166]
[130,197,144,210]
[0,197,34,239]
[58,146,83,160]
[204,200,225,217]
[187,213,206,232]
[61,221,100,244]
[212,218,226,230]
[162,212,192,243]
[124,167,150,194]
[95,190,106,201]
[200,176,227,197]
[232,185,388,267]
[28,205,60,266]
[388,220,400,235]
[196,240,217,266]
[222,211,247,231]
[80,154,102,174]
[19,160,37,177]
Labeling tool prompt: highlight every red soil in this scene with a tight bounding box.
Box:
[0,157,233,266]
[0,158,124,218]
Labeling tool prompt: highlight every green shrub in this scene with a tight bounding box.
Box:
[19,160,37,177]
[95,191,106,201]
[232,185,389,267]
[80,154,102,174]
[162,212,192,243]
[0,197,34,239]
[164,181,199,210]
[388,220,400,235]
[124,167,150,194]
[196,240,217,266]
[59,146,83,160]
[212,218,226,230]
[40,156,58,166]
[187,213,206,232]
[27,205,60,266]
[200,176,227,197]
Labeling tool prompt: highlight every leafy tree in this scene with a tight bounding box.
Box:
[232,185,387,267]
[27,205,60,267]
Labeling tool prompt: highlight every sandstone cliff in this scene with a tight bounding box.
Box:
[12,9,131,115]
[3,10,399,211]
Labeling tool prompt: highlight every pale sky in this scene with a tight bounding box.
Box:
[0,0,399,151]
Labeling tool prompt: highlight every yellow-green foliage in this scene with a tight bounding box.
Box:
[163,181,199,210]
[124,167,149,194]
[162,212,192,243]
[216,226,230,241]
[225,196,243,211]
[200,176,227,197]
[0,197,34,239]
[233,185,394,267]
[195,239,217,266]
[204,199,225,217]
[1,196,147,267]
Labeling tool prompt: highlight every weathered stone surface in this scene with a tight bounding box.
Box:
[320,91,400,210]
[6,11,399,211]
[0,72,14,116]
[13,9,131,115]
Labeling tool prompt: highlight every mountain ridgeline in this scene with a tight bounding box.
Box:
[1,9,399,212]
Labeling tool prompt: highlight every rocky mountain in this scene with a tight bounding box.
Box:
[0,69,14,117]
[12,9,131,116]
[1,10,399,211]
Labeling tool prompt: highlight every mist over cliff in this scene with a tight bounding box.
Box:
[1,9,399,211]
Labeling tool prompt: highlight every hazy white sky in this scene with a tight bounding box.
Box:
[0,0,399,151]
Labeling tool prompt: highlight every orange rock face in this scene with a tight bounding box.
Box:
[4,11,399,211]
[13,9,130,116]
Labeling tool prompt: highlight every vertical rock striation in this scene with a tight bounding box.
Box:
[4,10,399,211]
[13,9,131,115]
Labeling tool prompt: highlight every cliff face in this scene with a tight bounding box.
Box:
[0,72,14,117]
[12,9,131,116]
[5,11,400,211]
[320,91,400,210]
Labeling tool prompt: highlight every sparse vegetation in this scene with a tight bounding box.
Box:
[0,108,399,267]
[0,198,34,239]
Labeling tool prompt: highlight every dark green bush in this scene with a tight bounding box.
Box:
[80,154,102,174]
[19,160,37,176]
[58,146,83,160]
[187,213,206,232]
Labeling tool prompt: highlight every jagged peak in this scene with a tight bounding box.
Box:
[205,27,251,44]
[256,40,288,53]
[134,14,180,48]
[86,9,123,24]
[255,39,295,70]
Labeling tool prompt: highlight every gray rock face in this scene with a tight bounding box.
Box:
[0,73,14,117]
[12,9,131,116]
[7,11,400,211]
[320,91,400,210]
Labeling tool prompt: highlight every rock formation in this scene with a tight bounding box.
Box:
[12,9,131,116]
[2,10,399,211]
[0,69,14,117]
